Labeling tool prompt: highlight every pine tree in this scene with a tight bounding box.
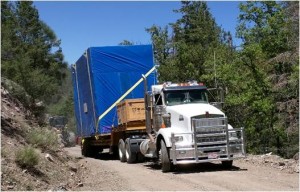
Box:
[1,1,67,109]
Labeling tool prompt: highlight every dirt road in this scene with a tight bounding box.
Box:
[65,146,299,191]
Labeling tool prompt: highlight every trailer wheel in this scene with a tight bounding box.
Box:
[118,139,126,162]
[81,139,89,157]
[160,140,172,172]
[125,138,136,164]
[222,160,233,169]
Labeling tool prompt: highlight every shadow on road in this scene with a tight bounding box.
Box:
[94,152,119,161]
[144,162,247,174]
[84,151,248,174]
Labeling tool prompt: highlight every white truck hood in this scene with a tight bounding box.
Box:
[166,103,225,118]
[159,103,226,147]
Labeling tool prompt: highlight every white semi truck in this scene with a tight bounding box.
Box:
[118,79,245,172]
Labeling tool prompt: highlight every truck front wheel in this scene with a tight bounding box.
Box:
[118,139,126,162]
[160,140,172,172]
[125,138,136,164]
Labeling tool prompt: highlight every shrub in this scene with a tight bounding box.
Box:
[26,128,58,151]
[15,146,39,168]
[1,77,31,108]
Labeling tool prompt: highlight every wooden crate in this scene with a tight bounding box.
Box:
[117,98,146,124]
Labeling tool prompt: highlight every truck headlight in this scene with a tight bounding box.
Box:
[172,136,184,143]
[229,132,237,140]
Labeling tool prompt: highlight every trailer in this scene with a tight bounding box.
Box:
[71,45,156,157]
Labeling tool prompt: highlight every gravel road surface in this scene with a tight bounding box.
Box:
[65,146,299,191]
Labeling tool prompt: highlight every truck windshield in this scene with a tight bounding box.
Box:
[164,89,208,106]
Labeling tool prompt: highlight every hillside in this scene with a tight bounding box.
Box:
[1,84,84,191]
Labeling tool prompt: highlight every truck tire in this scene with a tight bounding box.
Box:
[125,138,136,164]
[81,139,89,157]
[90,146,102,158]
[222,160,233,169]
[160,140,172,172]
[118,139,126,162]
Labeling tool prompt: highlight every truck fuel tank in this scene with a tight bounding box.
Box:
[140,139,157,158]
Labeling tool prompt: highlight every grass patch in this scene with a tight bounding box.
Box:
[26,128,58,151]
[15,146,39,168]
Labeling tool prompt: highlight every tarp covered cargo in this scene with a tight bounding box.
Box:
[71,45,156,137]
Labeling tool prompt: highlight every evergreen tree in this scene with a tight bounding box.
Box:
[119,40,134,45]
[171,1,222,82]
[1,1,67,109]
[146,1,298,158]
[234,1,298,156]
[146,25,178,82]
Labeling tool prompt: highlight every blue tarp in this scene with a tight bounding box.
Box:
[72,45,156,137]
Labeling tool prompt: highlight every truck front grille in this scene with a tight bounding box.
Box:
[197,136,226,143]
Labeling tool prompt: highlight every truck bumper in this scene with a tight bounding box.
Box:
[170,144,245,165]
[170,118,246,165]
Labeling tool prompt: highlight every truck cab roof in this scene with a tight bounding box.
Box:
[152,83,207,93]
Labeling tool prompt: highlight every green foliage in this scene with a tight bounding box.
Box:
[147,1,231,84]
[146,25,178,82]
[119,40,134,45]
[46,68,76,132]
[237,1,289,58]
[1,1,67,111]
[15,146,39,168]
[229,1,298,157]
[1,77,32,107]
[26,128,58,151]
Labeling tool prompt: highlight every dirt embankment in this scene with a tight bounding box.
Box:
[1,85,84,191]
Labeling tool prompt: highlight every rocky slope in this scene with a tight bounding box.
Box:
[1,84,84,191]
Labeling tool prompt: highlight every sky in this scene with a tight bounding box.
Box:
[34,1,242,65]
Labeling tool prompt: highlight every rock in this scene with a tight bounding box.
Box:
[35,101,44,107]
[71,172,75,176]
[68,162,77,172]
[293,152,299,160]
[45,153,54,162]
[15,107,20,112]
[280,167,284,171]
[6,141,13,145]
[264,160,269,163]
[2,88,9,95]
[55,185,67,191]
[7,185,14,189]
[294,165,299,173]
[266,152,272,156]
[77,182,83,187]
[10,112,15,117]
[22,169,28,174]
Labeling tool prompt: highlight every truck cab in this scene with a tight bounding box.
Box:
[141,81,245,172]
